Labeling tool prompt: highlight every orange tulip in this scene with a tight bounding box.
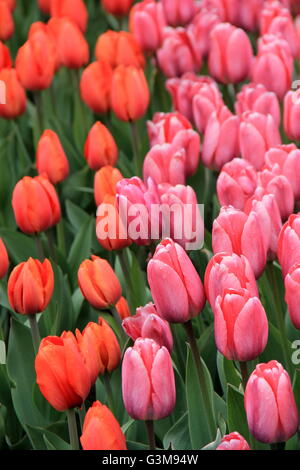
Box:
[101,0,134,17]
[110,65,150,121]
[50,0,88,33]
[12,175,61,234]
[36,130,69,184]
[94,165,123,207]
[0,68,26,119]
[38,0,51,14]
[116,296,131,320]
[3,0,15,10]
[78,255,122,310]
[95,30,145,69]
[35,331,92,411]
[0,1,14,41]
[0,42,12,70]
[80,401,127,450]
[0,238,9,279]
[8,258,54,315]
[84,122,118,171]
[80,61,113,115]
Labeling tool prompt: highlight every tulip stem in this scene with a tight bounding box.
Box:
[78,403,86,432]
[117,249,135,310]
[110,305,127,344]
[34,91,44,137]
[145,420,156,450]
[130,121,142,177]
[102,373,115,412]
[28,315,41,355]
[34,233,44,261]
[183,320,215,441]
[239,361,249,391]
[67,408,80,450]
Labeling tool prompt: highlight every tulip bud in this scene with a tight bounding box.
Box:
[202,106,240,171]
[123,302,173,352]
[0,238,9,279]
[157,28,202,78]
[35,332,92,411]
[204,253,258,311]
[147,238,206,323]
[122,338,176,420]
[38,0,51,14]
[0,1,14,41]
[36,130,69,184]
[161,0,195,26]
[265,144,300,201]
[110,65,150,121]
[143,144,186,186]
[245,361,299,443]
[0,42,12,70]
[84,122,118,171]
[278,213,300,278]
[217,158,258,210]
[95,30,145,69]
[94,165,123,207]
[236,0,263,31]
[188,8,221,59]
[284,263,300,329]
[239,111,281,170]
[257,166,294,220]
[192,82,224,133]
[80,61,113,115]
[50,0,88,32]
[78,255,122,310]
[0,68,26,119]
[235,83,280,127]
[129,0,166,52]
[2,0,15,11]
[116,296,131,320]
[283,90,300,142]
[80,401,127,450]
[215,288,268,361]
[12,175,61,234]
[8,258,54,315]
[202,0,238,25]
[217,432,250,450]
[102,0,134,17]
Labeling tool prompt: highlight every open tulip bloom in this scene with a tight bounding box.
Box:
[2,0,300,455]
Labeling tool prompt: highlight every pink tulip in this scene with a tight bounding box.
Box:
[239,111,281,170]
[192,81,224,133]
[252,34,293,100]
[130,0,167,52]
[283,90,300,142]
[217,432,251,450]
[285,263,300,329]
[202,0,238,25]
[202,106,240,170]
[122,338,176,420]
[122,302,173,352]
[277,213,300,277]
[208,23,253,84]
[143,143,186,186]
[157,28,202,78]
[188,8,221,58]
[257,165,294,220]
[245,361,299,443]
[235,83,281,127]
[204,252,258,311]
[161,0,195,27]
[236,0,263,31]
[265,144,300,201]
[147,238,206,323]
[217,158,258,210]
[215,288,268,361]
[212,205,270,278]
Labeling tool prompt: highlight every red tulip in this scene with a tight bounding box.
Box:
[285,263,300,329]
[84,122,118,171]
[102,0,134,17]
[95,30,145,69]
[0,0,14,41]
[0,42,12,70]
[161,0,195,26]
[38,0,51,14]
[50,0,88,33]
[277,213,300,278]
[129,0,166,52]
[235,83,280,127]
[216,432,251,450]
[80,61,113,115]
[36,130,69,184]
[0,68,26,119]
[0,238,9,279]
[94,165,123,207]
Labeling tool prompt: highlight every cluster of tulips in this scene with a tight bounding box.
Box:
[1,0,300,453]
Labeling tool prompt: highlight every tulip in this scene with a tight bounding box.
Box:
[80,61,113,115]
[202,106,240,171]
[0,238,9,279]
[0,42,12,70]
[0,68,26,119]
[94,165,123,207]
[192,83,224,133]
[216,158,258,210]
[236,0,263,31]
[235,83,280,127]
[147,112,200,176]
[2,0,15,10]
[36,130,69,184]
[35,332,92,411]
[252,34,293,100]
[161,0,195,26]
[216,432,251,450]
[0,0,14,41]
[143,143,186,186]
[147,238,205,323]
[80,401,127,450]
[102,0,134,17]
[215,288,268,361]
[157,28,202,78]
[116,296,131,320]
[188,8,221,59]
[202,0,238,25]
[116,176,161,246]
[244,361,299,443]
[8,258,54,315]
[265,144,300,200]
[48,18,89,69]
[129,0,166,52]
[239,111,281,170]
[95,30,145,69]
[38,0,51,14]
[277,213,300,278]
[50,0,88,32]
[204,252,258,311]
[84,122,118,171]
[12,175,61,234]
[123,302,173,352]
[283,90,300,142]
[208,23,253,84]
[212,205,270,278]
[122,338,176,420]
[75,319,121,383]
[257,166,294,220]
[284,263,300,329]
[110,65,149,121]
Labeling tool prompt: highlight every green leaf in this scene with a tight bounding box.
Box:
[227,384,249,441]
[68,217,94,285]
[0,229,37,264]
[43,430,71,451]
[217,352,241,398]
[163,413,191,450]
